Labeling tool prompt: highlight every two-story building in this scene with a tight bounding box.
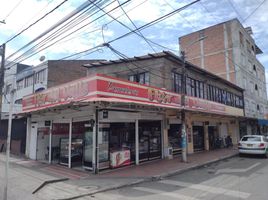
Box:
[22,51,244,173]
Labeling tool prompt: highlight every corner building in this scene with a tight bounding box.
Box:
[23,52,243,172]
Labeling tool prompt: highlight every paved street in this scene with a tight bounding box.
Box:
[79,156,268,200]
[0,150,267,200]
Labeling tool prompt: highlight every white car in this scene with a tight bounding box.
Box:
[238,135,268,157]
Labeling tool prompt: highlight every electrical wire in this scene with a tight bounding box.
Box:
[54,0,198,64]
[242,0,267,22]
[2,0,25,23]
[197,1,267,90]
[6,0,106,60]
[15,0,54,33]
[226,0,243,21]
[108,0,200,44]
[5,0,148,67]
[6,0,198,73]
[4,0,69,44]
[5,0,116,68]
[114,0,156,52]
[105,43,170,80]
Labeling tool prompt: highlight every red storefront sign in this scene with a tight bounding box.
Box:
[185,96,226,114]
[22,74,182,112]
[22,74,243,116]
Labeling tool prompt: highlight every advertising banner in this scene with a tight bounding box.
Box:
[110,149,130,168]
[22,74,244,117]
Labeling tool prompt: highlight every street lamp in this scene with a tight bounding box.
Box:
[180,36,207,163]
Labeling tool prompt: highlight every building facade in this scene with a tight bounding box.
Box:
[22,52,244,172]
[1,60,96,154]
[179,18,268,135]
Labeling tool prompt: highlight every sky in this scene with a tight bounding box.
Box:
[0,0,268,82]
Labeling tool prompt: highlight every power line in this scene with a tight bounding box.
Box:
[197,1,267,86]
[5,0,121,68]
[6,0,150,67]
[115,0,156,52]
[14,0,58,38]
[2,0,25,23]
[242,0,267,22]
[6,0,198,72]
[104,43,169,80]
[4,0,69,44]
[54,0,198,64]
[108,0,201,44]
[226,0,243,21]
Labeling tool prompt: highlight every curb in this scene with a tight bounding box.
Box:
[57,152,238,200]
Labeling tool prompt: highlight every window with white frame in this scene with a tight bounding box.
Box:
[128,72,149,85]
[35,69,46,84]
[5,84,12,94]
[16,80,24,90]
[25,75,34,87]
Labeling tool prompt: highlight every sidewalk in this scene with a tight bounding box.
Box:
[0,148,238,200]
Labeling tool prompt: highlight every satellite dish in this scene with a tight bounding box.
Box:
[39,56,46,62]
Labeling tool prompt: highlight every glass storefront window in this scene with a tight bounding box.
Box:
[168,124,182,154]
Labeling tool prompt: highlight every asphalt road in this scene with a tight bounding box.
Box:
[80,155,268,200]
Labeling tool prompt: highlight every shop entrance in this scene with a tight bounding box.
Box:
[139,121,161,162]
[192,126,204,152]
[83,125,94,169]
[109,123,135,168]
[208,126,216,150]
[168,124,182,155]
[36,127,49,161]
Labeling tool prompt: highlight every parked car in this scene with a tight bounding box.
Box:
[238,135,268,158]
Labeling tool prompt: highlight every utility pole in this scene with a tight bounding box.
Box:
[3,83,14,200]
[0,43,5,123]
[181,51,187,162]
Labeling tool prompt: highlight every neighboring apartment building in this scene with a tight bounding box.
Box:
[3,60,100,115]
[179,18,268,135]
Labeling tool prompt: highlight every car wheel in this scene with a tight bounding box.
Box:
[239,153,243,157]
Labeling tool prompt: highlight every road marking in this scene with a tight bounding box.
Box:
[133,187,201,200]
[159,180,250,199]
[215,162,261,175]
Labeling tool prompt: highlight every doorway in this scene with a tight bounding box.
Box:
[168,124,182,155]
[139,121,162,162]
[193,126,205,152]
[36,127,49,161]
[208,126,216,150]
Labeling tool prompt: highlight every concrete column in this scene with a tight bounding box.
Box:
[135,119,139,165]
[25,116,32,157]
[48,120,53,164]
[186,115,194,154]
[223,23,230,81]
[162,118,169,159]
[204,124,209,151]
[93,109,99,174]
[68,118,72,168]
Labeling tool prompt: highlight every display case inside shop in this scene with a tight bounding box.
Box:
[59,138,83,167]
[109,123,135,165]
[98,124,110,169]
[139,121,161,162]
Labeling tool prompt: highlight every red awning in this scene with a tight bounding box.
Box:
[19,96,180,114]
[76,96,180,109]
